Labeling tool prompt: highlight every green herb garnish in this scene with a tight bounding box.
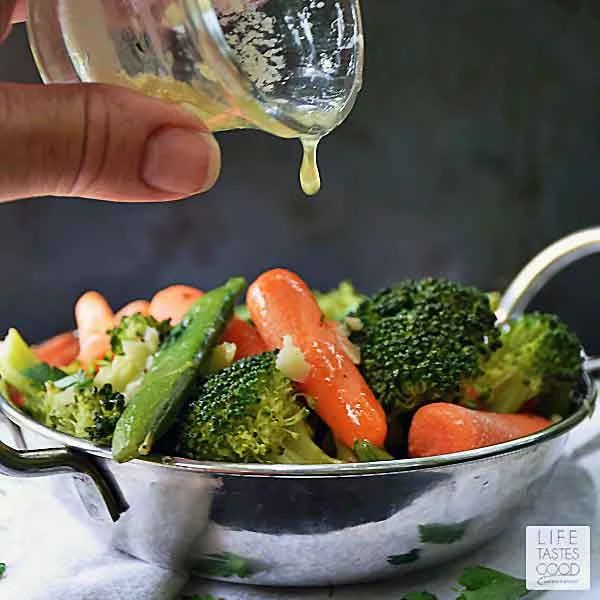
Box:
[456,566,527,600]
[401,566,528,600]
[419,521,469,544]
[23,364,66,388]
[388,548,421,565]
[194,552,253,578]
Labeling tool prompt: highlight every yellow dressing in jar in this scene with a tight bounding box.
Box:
[34,0,363,196]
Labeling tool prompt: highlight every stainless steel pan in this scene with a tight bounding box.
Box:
[1,229,599,587]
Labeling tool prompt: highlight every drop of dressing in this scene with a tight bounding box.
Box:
[300,137,322,196]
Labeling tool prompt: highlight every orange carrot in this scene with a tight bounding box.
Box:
[149,285,203,324]
[33,331,80,367]
[247,268,387,449]
[408,403,552,458]
[75,291,114,367]
[115,300,151,322]
[222,317,267,359]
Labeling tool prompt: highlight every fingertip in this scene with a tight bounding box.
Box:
[199,133,222,193]
[0,0,16,42]
[0,82,222,203]
[141,128,221,196]
[12,0,26,23]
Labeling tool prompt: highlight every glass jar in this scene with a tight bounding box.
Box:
[26,0,364,193]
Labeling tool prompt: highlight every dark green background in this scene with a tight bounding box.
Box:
[1,1,600,347]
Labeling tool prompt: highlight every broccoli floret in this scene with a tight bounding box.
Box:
[0,328,125,444]
[351,278,500,413]
[37,376,125,444]
[472,312,583,416]
[174,352,337,464]
[314,281,365,321]
[109,313,171,355]
[95,314,172,394]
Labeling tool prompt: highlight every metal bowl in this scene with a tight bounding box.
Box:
[1,228,599,586]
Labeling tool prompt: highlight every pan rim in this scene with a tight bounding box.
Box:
[1,373,595,477]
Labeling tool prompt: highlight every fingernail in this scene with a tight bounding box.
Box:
[142,128,221,195]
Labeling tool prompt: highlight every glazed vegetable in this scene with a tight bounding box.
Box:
[247,269,387,449]
[33,331,79,367]
[149,284,204,324]
[75,291,115,366]
[95,313,171,394]
[1,271,585,465]
[222,317,267,359]
[112,277,245,462]
[314,281,365,321]
[471,313,583,416]
[37,377,126,444]
[150,284,267,360]
[0,329,126,443]
[351,278,500,413]
[108,313,171,356]
[353,440,395,462]
[115,300,151,320]
[174,352,337,464]
[232,281,364,324]
[0,328,48,399]
[408,403,551,457]
[234,304,250,321]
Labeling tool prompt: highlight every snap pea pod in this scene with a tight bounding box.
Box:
[112,277,246,463]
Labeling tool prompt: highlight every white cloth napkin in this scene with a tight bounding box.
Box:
[1,404,599,600]
[0,476,187,600]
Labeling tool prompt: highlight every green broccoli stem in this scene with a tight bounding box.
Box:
[353,440,395,462]
[276,420,340,464]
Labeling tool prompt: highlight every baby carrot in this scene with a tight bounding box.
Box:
[149,285,203,324]
[75,291,115,367]
[408,403,552,458]
[222,317,267,359]
[247,269,387,449]
[33,331,80,367]
[115,300,151,321]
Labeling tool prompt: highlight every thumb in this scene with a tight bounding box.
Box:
[0,83,221,202]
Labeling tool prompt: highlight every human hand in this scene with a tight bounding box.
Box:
[0,0,221,203]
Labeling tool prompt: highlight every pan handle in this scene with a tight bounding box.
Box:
[0,410,26,449]
[0,434,126,522]
[497,226,600,374]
